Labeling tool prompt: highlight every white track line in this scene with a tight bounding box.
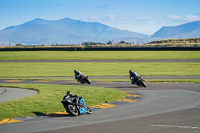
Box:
[151,124,200,130]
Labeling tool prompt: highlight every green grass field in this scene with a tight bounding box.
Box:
[0,62,199,77]
[0,84,126,121]
[0,51,200,60]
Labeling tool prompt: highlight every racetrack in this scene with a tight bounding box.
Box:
[0,81,200,133]
[0,87,38,103]
[0,59,200,133]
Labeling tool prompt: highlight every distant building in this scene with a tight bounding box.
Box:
[82,42,105,46]
[107,41,112,45]
[15,43,24,46]
[118,41,131,45]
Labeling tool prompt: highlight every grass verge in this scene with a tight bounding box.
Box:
[0,84,127,121]
[0,51,199,60]
[0,62,200,77]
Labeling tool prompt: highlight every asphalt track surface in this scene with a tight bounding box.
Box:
[0,59,200,133]
[0,87,38,103]
[0,81,200,133]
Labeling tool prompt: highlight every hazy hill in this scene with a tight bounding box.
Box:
[151,21,200,39]
[0,18,149,44]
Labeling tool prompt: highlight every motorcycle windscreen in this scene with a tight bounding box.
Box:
[79,98,85,104]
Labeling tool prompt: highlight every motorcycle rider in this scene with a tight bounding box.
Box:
[74,70,82,82]
[129,70,140,84]
[62,91,82,105]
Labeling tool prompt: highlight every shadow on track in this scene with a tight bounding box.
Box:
[114,86,142,89]
[33,112,71,117]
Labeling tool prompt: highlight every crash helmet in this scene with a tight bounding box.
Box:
[66,91,72,95]
[129,70,133,73]
[74,69,78,74]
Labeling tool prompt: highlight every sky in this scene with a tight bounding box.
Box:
[0,0,200,35]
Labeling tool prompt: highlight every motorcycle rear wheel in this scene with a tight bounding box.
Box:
[66,104,79,116]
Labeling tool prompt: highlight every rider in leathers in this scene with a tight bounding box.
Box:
[62,91,82,106]
[129,70,140,84]
[74,70,82,82]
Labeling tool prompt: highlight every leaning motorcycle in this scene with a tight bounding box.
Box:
[61,95,92,116]
[130,75,146,87]
[79,74,91,84]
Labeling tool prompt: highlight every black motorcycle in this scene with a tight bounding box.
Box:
[61,95,92,116]
[78,74,91,84]
[129,71,146,87]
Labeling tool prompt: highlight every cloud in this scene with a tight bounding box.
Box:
[83,14,132,23]
[106,15,131,22]
[167,14,200,21]
[186,15,199,21]
[167,15,182,20]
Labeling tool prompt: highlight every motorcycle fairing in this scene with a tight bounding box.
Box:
[79,98,87,114]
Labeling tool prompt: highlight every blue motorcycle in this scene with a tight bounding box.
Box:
[61,94,92,116]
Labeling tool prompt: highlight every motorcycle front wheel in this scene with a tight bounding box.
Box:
[139,80,146,87]
[85,78,91,84]
[86,107,92,114]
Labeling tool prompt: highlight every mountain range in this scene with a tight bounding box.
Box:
[0,18,148,45]
[0,18,199,45]
[151,20,200,39]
